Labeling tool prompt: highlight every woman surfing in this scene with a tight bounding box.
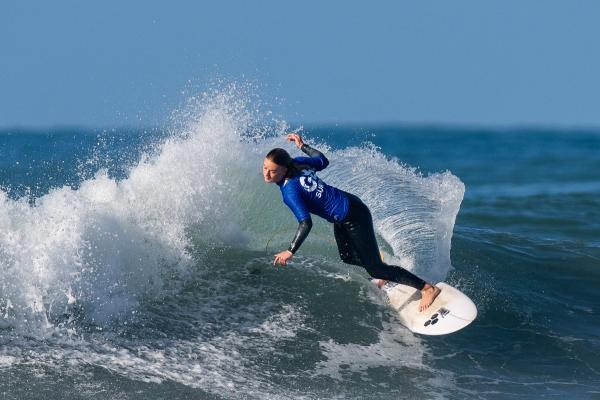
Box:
[263,133,441,311]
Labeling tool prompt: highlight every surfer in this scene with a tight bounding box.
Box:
[264,133,441,311]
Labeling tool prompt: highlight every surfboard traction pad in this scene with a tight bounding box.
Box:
[379,281,477,335]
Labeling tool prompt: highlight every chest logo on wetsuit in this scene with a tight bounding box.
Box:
[300,171,325,198]
[300,176,318,192]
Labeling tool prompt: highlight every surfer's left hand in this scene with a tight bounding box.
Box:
[273,250,293,266]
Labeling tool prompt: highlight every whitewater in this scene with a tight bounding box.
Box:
[0,88,466,399]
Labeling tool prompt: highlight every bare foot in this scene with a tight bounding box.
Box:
[374,279,388,289]
[419,284,441,312]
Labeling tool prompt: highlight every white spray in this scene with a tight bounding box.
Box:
[0,85,463,337]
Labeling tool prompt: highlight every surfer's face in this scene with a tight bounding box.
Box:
[263,158,287,183]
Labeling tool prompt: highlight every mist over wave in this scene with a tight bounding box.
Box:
[0,86,463,338]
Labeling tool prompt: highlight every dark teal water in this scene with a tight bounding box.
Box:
[0,122,598,399]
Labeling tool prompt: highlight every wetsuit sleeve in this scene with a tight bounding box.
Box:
[288,218,312,254]
[293,144,329,171]
[282,183,312,253]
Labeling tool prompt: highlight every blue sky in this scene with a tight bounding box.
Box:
[1,1,599,128]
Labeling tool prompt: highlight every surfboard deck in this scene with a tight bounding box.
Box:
[375,281,477,335]
[376,252,477,335]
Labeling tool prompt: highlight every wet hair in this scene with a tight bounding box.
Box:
[266,148,309,179]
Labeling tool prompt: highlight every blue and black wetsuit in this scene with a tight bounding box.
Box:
[278,144,426,290]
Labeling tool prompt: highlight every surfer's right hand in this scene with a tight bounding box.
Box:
[287,133,304,149]
[273,250,293,266]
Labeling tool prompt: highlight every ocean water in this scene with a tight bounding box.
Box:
[0,91,599,399]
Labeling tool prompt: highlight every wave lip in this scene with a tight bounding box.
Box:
[323,146,465,283]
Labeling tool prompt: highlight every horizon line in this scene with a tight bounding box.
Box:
[1,120,600,134]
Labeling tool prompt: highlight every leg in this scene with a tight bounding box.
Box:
[334,222,362,266]
[341,199,426,288]
[336,221,385,288]
[341,194,441,311]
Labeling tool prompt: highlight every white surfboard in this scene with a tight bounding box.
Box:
[376,252,477,335]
